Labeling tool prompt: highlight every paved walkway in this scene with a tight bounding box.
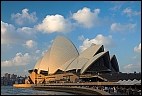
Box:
[32,85,111,95]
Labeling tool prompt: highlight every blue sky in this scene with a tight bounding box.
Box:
[1,1,141,76]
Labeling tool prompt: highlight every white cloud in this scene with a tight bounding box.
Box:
[35,49,40,54]
[78,35,85,41]
[1,21,38,59]
[1,21,23,44]
[1,21,36,45]
[72,7,100,28]
[79,34,113,52]
[110,5,121,11]
[123,63,141,73]
[1,52,33,67]
[122,43,141,73]
[24,40,37,49]
[134,43,141,53]
[17,27,36,36]
[36,14,72,33]
[11,8,38,25]
[1,45,13,56]
[41,49,48,56]
[122,7,141,17]
[110,23,136,32]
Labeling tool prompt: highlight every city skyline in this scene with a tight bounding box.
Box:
[1,72,27,86]
[1,1,141,76]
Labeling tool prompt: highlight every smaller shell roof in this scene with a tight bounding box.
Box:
[34,57,42,69]
[37,48,51,74]
[79,44,103,59]
[58,57,77,71]
[110,55,119,72]
[80,51,110,74]
[64,44,103,72]
[65,57,89,71]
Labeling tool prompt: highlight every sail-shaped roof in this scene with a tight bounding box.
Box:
[111,55,119,72]
[65,44,104,71]
[48,36,79,74]
[34,57,42,70]
[33,36,119,75]
[80,51,111,74]
[34,36,79,74]
[36,48,51,74]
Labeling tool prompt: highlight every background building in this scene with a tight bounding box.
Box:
[1,73,27,86]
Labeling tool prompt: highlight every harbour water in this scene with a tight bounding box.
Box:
[1,86,74,95]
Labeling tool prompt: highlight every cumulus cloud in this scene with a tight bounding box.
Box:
[110,23,136,32]
[36,14,72,33]
[79,34,113,52]
[24,40,37,49]
[17,27,36,36]
[122,43,141,73]
[1,21,38,58]
[1,21,23,44]
[1,52,33,67]
[123,63,141,73]
[35,49,40,54]
[134,43,141,53]
[78,35,85,41]
[11,8,38,25]
[41,49,48,56]
[122,7,141,17]
[72,7,100,28]
[1,21,36,45]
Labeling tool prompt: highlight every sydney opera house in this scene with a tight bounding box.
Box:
[25,36,140,84]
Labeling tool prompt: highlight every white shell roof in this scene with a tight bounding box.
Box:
[58,57,77,71]
[48,36,79,74]
[64,44,103,71]
[80,51,109,74]
[34,36,79,74]
[37,48,51,74]
[33,36,118,75]
[79,44,103,59]
[65,57,89,71]
[34,57,42,69]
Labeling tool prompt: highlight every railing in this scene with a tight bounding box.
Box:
[32,84,111,95]
[34,82,118,86]
[32,83,141,95]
